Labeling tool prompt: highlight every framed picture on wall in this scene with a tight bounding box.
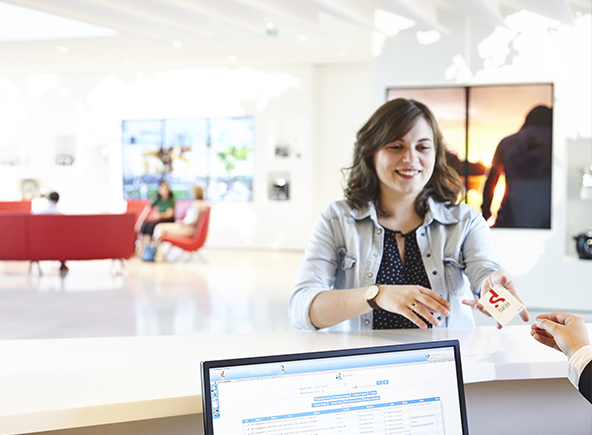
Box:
[387,84,553,229]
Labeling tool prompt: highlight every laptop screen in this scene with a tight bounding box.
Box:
[201,340,468,434]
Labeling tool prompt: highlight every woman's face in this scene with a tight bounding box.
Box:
[158,182,170,198]
[373,116,436,201]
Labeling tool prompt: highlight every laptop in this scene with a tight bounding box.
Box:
[201,339,469,434]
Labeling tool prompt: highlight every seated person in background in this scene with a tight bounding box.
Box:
[33,191,68,272]
[289,98,529,331]
[153,185,206,244]
[35,191,61,215]
[135,181,175,251]
[531,312,591,404]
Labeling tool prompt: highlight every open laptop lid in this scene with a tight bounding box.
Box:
[201,339,469,434]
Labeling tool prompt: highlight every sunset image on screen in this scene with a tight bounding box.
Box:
[387,84,553,229]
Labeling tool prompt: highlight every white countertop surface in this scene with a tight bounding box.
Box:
[1,324,588,435]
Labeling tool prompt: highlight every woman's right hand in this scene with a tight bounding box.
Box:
[375,285,450,329]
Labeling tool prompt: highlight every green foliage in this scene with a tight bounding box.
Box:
[216,146,251,173]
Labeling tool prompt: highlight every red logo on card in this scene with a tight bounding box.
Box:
[488,290,506,308]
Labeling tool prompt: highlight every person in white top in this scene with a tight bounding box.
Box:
[34,191,61,215]
[152,185,206,242]
[531,312,591,404]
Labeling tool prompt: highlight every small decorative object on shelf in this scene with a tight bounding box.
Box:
[574,230,592,260]
[580,163,592,200]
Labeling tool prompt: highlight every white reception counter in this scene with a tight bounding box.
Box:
[1,324,591,434]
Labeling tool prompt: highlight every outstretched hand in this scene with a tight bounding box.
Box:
[375,285,451,330]
[462,269,529,329]
[531,312,590,360]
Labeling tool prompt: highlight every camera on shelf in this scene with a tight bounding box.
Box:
[574,230,592,260]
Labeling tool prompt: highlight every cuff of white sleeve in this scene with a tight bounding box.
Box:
[567,345,592,388]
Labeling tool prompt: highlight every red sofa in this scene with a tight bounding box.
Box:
[0,201,31,212]
[0,212,136,263]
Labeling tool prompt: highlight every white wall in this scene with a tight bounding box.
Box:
[0,63,373,250]
[314,63,373,215]
[373,10,592,312]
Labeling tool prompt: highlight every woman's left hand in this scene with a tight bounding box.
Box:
[462,269,529,329]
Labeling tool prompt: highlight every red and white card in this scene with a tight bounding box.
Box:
[477,284,525,327]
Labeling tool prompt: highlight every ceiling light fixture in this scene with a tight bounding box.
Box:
[416,30,441,45]
[266,22,278,37]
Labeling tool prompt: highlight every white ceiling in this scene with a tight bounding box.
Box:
[0,0,589,74]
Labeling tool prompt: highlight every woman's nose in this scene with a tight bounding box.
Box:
[401,147,416,162]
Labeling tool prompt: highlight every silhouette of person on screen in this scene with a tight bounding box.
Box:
[481,106,552,229]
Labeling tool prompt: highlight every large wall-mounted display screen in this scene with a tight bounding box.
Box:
[387,84,553,229]
[122,116,254,201]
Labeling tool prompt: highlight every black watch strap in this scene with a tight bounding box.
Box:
[367,298,380,310]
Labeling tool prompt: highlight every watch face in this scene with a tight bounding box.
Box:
[365,285,379,300]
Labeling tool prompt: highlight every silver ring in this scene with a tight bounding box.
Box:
[410,302,417,310]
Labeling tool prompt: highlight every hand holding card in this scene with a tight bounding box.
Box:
[478,284,525,327]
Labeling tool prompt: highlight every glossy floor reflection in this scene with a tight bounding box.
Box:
[0,249,303,339]
[1,250,591,340]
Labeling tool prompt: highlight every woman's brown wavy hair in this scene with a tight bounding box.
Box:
[344,98,465,217]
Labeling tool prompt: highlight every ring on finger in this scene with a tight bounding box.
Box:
[410,302,417,311]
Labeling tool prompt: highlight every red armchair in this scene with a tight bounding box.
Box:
[161,206,210,260]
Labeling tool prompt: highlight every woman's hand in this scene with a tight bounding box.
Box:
[462,269,529,329]
[531,313,590,360]
[376,285,451,330]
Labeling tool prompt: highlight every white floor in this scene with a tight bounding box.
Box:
[0,248,590,340]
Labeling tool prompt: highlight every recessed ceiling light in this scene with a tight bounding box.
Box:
[226,55,238,62]
[0,2,117,42]
[415,30,441,45]
[296,34,309,42]
[172,40,184,48]
[266,22,278,37]
[56,46,70,54]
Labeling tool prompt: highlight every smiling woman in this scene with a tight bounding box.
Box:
[289,98,529,332]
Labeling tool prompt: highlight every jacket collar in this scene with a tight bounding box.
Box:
[351,197,458,226]
[423,197,459,226]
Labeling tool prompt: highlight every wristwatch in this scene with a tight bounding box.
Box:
[365,284,380,309]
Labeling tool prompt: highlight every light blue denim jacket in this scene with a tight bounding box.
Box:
[289,198,502,331]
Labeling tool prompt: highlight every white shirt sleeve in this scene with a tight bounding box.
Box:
[567,344,592,388]
[182,203,200,225]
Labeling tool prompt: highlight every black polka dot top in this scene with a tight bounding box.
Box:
[373,227,433,329]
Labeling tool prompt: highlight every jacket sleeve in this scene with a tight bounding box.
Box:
[461,210,503,297]
[289,206,341,330]
[579,360,592,405]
